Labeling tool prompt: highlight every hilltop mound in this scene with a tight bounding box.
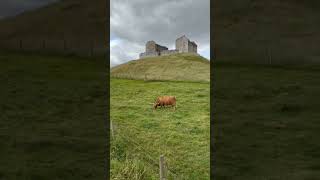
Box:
[0,0,107,45]
[111,53,210,82]
[213,0,320,64]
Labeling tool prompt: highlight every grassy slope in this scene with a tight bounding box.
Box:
[213,63,320,179]
[111,53,210,82]
[213,0,320,64]
[214,1,320,178]
[0,0,107,45]
[0,53,107,179]
[111,79,210,179]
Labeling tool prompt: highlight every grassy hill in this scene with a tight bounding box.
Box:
[111,53,210,82]
[111,53,210,178]
[0,1,108,178]
[213,0,320,64]
[0,0,107,50]
[0,52,107,179]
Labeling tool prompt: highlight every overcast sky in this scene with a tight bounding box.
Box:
[110,0,210,67]
[0,0,58,19]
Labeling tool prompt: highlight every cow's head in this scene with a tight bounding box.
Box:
[153,103,158,109]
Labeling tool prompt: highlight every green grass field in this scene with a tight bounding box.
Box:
[213,63,320,179]
[0,52,106,179]
[110,78,210,179]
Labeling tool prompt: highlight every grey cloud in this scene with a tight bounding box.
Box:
[111,0,209,44]
[111,0,210,66]
[110,39,145,67]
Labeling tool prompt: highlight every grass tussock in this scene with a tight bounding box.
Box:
[111,136,155,180]
[111,158,148,180]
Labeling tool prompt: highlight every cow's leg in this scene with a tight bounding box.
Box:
[153,103,159,110]
[160,102,164,109]
[173,103,176,110]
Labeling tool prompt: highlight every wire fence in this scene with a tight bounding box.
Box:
[214,45,320,65]
[111,73,210,83]
[0,38,107,57]
[111,120,181,180]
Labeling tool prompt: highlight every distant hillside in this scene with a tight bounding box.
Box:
[213,0,320,64]
[111,53,210,82]
[0,0,107,50]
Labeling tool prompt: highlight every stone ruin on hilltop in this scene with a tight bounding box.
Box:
[139,35,197,58]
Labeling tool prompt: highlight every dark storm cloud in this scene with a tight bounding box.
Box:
[0,0,58,19]
[110,0,210,66]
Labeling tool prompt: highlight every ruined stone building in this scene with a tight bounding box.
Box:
[176,35,197,53]
[139,41,169,58]
[139,35,197,58]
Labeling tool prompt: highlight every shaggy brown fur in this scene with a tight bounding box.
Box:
[153,96,176,110]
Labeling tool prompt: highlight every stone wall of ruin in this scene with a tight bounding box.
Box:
[160,49,179,56]
[188,42,197,53]
[176,36,189,53]
[155,44,168,52]
[146,41,156,53]
[141,36,197,58]
[139,51,159,58]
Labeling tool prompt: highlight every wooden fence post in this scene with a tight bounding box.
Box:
[110,120,114,139]
[159,155,166,180]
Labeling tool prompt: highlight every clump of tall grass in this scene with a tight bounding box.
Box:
[111,135,156,179]
[111,158,148,180]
